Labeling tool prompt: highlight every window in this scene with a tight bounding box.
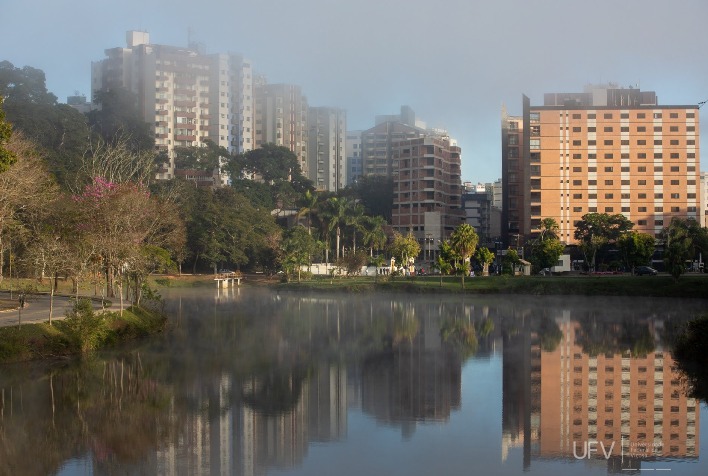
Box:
[655,207,664,212]
[621,153,630,159]
[670,153,680,159]
[655,166,663,172]
[604,153,614,159]
[638,153,647,159]
[670,166,680,172]
[573,126,582,132]
[671,193,680,199]
[670,112,679,118]
[654,126,662,132]
[588,140,597,146]
[605,166,614,172]
[572,113,581,119]
[589,193,597,199]
[671,206,680,212]
[621,180,630,185]
[655,180,663,185]
[655,193,664,199]
[605,207,614,212]
[622,207,630,212]
[573,207,583,212]
[654,140,662,145]
[638,220,647,225]
[656,220,664,226]
[670,139,679,145]
[637,126,646,132]
[605,180,614,185]
[621,166,630,172]
[621,140,630,145]
[573,180,582,185]
[604,140,613,146]
[621,193,630,199]
[654,112,662,119]
[687,112,695,118]
[604,113,613,119]
[588,127,597,132]
[588,113,596,119]
[670,126,679,132]
[588,167,597,172]
[588,153,597,159]
[639,207,647,212]
[573,167,582,172]
[638,192,647,198]
[604,126,613,132]
[588,180,597,185]
[589,207,597,212]
[687,126,696,132]
[605,193,614,199]
[621,113,629,119]
[637,139,647,145]
[637,113,646,119]
[573,193,583,199]
[573,153,582,159]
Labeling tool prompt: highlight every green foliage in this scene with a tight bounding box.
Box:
[672,316,708,402]
[617,231,656,272]
[345,175,394,222]
[336,251,368,275]
[87,87,154,152]
[574,213,634,269]
[661,218,707,280]
[62,299,108,353]
[475,247,495,275]
[450,223,479,288]
[388,231,421,268]
[0,96,17,173]
[502,249,521,275]
[538,317,563,352]
[281,226,321,281]
[530,237,565,272]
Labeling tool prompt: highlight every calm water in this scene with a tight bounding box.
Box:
[1,287,707,476]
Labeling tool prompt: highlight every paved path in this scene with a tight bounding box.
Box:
[0,292,119,328]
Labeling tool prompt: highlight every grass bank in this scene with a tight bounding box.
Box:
[275,274,708,298]
[0,305,166,364]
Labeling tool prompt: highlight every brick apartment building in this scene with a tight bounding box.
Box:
[502,85,700,246]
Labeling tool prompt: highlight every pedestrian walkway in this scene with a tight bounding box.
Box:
[0,292,118,328]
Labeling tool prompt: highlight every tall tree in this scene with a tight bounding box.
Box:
[475,247,495,276]
[388,231,421,272]
[449,223,479,289]
[661,218,708,280]
[345,175,394,222]
[361,215,388,257]
[617,231,656,273]
[530,217,565,274]
[86,87,154,152]
[0,97,17,173]
[574,213,634,270]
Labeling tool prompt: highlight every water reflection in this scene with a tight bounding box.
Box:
[0,289,705,475]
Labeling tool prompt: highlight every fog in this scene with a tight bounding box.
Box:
[3,0,708,181]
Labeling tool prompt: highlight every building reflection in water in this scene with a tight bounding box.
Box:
[502,307,700,472]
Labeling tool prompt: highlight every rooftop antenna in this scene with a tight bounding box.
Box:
[698,100,707,109]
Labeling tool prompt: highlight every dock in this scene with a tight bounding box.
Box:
[214,272,242,287]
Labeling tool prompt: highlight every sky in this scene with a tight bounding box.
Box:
[2,0,708,183]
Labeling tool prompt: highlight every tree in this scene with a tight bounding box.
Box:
[75,134,157,190]
[87,87,154,152]
[530,219,565,274]
[661,218,707,280]
[173,140,228,172]
[0,97,17,173]
[449,223,479,289]
[345,175,394,222]
[388,231,421,272]
[475,247,495,276]
[281,226,320,282]
[502,248,521,275]
[574,213,634,270]
[0,61,57,105]
[617,231,656,273]
[295,189,319,235]
[361,215,388,257]
[320,196,350,261]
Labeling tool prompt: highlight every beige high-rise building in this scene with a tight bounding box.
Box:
[254,81,308,176]
[502,85,700,246]
[307,107,346,192]
[91,31,254,183]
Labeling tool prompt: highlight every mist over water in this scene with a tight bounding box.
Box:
[1,288,706,475]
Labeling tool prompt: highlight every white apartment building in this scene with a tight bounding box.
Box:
[307,107,346,192]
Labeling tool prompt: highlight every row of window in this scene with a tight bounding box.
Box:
[569,179,691,186]
[570,139,697,147]
[563,165,695,175]
[566,192,694,200]
[564,111,695,120]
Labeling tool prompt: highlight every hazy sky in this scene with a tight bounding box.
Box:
[3,0,708,182]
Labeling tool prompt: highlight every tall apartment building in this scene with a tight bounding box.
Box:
[307,107,346,192]
[502,85,701,246]
[361,121,423,177]
[462,182,493,244]
[700,171,708,227]
[391,135,464,243]
[345,130,363,186]
[91,31,254,182]
[254,81,309,176]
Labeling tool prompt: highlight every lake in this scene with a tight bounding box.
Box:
[0,287,706,476]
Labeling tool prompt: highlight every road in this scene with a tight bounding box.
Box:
[0,292,118,328]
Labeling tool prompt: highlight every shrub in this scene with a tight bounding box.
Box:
[63,299,108,353]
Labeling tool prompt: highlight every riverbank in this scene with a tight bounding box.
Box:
[0,304,166,364]
[272,274,708,298]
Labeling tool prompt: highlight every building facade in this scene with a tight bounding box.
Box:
[254,81,309,177]
[391,135,464,243]
[91,31,254,183]
[503,86,700,246]
[307,107,346,192]
[345,130,363,186]
[462,182,493,245]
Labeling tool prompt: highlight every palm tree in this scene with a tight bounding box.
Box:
[538,217,560,241]
[295,189,318,235]
[449,223,479,289]
[345,200,366,254]
[321,196,349,261]
[362,215,387,257]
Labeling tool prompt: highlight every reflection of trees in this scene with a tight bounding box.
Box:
[672,316,708,402]
[574,312,655,357]
[241,367,308,415]
[537,317,562,352]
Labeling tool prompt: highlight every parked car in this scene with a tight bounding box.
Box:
[634,266,658,276]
